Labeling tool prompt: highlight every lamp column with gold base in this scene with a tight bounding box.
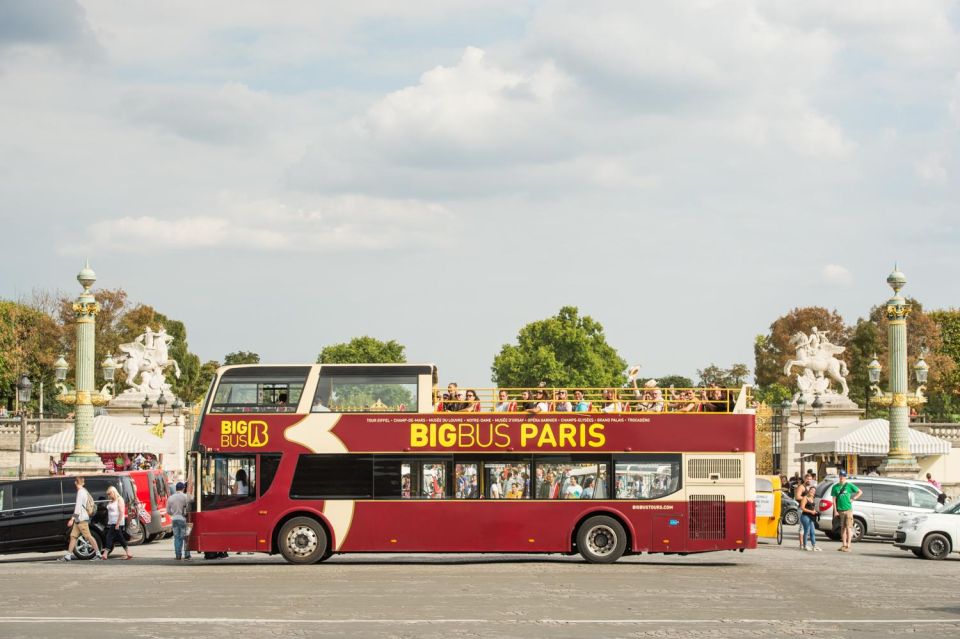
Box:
[875,268,923,479]
[61,263,106,474]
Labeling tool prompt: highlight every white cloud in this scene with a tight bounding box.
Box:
[80,195,454,253]
[915,153,948,184]
[821,264,853,285]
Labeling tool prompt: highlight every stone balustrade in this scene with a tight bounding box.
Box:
[913,423,960,447]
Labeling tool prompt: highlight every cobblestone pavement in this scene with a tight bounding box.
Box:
[1,529,957,638]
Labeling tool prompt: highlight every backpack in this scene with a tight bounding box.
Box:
[84,490,96,516]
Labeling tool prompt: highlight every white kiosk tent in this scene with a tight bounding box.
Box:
[30,415,179,458]
[795,419,951,475]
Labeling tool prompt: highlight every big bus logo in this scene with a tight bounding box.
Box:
[220,420,269,448]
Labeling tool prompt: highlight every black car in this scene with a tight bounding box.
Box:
[0,475,140,560]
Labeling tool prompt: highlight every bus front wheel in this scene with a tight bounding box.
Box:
[576,515,627,564]
[278,517,328,564]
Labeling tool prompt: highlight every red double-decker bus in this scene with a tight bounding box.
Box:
[187,364,757,563]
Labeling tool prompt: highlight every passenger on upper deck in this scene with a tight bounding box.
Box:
[631,378,663,412]
[599,389,622,413]
[701,385,730,412]
[494,390,517,412]
[517,390,534,411]
[464,389,482,412]
[674,389,701,412]
[527,389,552,413]
[572,390,592,412]
[443,383,466,412]
[553,389,572,412]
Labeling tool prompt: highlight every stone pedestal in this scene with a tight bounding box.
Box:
[781,394,863,478]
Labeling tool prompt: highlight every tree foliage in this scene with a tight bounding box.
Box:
[697,363,751,387]
[0,301,62,412]
[654,375,694,389]
[491,306,626,388]
[224,351,260,365]
[318,336,407,364]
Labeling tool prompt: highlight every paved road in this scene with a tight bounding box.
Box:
[1,529,957,638]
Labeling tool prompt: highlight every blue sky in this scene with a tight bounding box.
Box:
[1,1,959,388]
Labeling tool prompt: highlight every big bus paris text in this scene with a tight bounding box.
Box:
[187,364,757,564]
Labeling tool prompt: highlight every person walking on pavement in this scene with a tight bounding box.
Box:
[799,486,821,551]
[60,476,103,561]
[101,486,133,560]
[167,481,192,560]
[831,470,862,552]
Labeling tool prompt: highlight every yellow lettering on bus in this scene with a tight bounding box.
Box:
[536,425,557,447]
[587,423,606,448]
[519,423,537,447]
[410,423,429,448]
[559,423,577,448]
[493,423,510,448]
[438,424,457,447]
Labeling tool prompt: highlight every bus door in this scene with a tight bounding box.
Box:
[199,454,258,552]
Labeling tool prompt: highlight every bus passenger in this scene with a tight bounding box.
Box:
[506,483,523,499]
[494,390,516,412]
[518,390,535,411]
[464,389,482,412]
[581,477,595,499]
[554,389,572,412]
[572,390,592,412]
[600,389,621,413]
[563,476,582,499]
[233,469,249,496]
[444,383,466,411]
[527,389,551,413]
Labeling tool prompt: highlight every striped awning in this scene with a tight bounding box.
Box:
[796,419,951,456]
[31,415,173,454]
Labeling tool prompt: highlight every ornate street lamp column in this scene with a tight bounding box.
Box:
[877,268,921,478]
[61,263,105,474]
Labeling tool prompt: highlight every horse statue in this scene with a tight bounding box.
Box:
[783,330,850,397]
[117,325,181,394]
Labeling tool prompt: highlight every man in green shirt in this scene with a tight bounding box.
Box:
[831,470,862,552]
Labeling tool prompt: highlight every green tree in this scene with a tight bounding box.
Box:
[697,363,751,387]
[491,306,626,388]
[224,351,260,365]
[929,310,960,421]
[0,300,62,413]
[318,337,407,364]
[653,375,694,389]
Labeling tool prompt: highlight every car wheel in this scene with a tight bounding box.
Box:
[74,531,104,560]
[851,518,866,543]
[576,515,627,564]
[125,521,145,546]
[911,549,924,558]
[921,533,951,560]
[278,517,328,564]
[783,509,799,527]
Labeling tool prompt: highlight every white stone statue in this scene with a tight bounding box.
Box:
[117,325,182,394]
[783,327,849,396]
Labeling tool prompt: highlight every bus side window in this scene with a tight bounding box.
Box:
[421,463,446,499]
[455,464,479,499]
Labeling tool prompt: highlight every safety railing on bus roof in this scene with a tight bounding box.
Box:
[433,386,749,414]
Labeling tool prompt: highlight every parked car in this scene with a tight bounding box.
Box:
[780,491,800,526]
[0,474,140,559]
[814,475,942,542]
[894,499,959,559]
[122,469,172,543]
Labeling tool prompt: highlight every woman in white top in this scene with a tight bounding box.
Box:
[233,469,249,496]
[102,486,133,560]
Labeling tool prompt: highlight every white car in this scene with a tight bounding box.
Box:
[894,500,960,560]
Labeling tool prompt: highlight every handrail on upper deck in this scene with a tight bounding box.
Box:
[433,386,751,414]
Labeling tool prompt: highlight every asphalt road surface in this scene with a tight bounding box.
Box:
[1,528,957,639]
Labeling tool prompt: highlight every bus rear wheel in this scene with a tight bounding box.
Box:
[576,515,627,564]
[278,517,328,564]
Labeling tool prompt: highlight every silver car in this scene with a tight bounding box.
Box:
[813,475,942,542]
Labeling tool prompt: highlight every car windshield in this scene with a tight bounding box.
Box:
[945,500,960,515]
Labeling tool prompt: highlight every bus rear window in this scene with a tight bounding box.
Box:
[211,366,309,413]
